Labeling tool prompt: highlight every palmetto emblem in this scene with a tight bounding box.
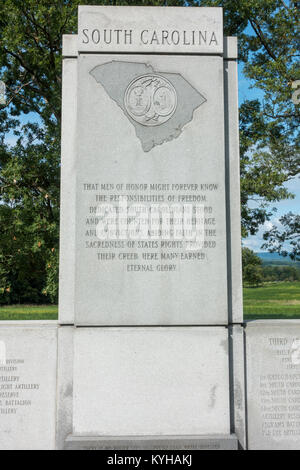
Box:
[124,74,177,127]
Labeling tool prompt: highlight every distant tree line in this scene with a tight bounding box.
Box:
[262,265,300,282]
[242,248,300,287]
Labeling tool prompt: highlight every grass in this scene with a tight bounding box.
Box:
[243,281,300,320]
[0,304,58,321]
[0,282,300,321]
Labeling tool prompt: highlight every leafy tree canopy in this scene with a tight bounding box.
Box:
[262,212,300,261]
[242,247,262,267]
[242,247,263,286]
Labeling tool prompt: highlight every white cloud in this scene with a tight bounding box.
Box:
[263,220,274,231]
[242,237,264,252]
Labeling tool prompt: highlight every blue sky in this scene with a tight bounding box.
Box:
[4,61,299,253]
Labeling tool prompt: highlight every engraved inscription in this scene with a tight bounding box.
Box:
[248,330,300,449]
[81,181,219,274]
[124,74,177,126]
[0,357,40,415]
[0,329,57,450]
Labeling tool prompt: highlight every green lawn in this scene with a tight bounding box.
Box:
[0,282,300,321]
[243,281,300,320]
[0,304,58,321]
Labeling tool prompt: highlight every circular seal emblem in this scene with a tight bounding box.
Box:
[124,74,177,127]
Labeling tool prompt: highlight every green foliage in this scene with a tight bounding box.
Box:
[262,264,300,282]
[0,128,60,304]
[242,247,300,284]
[239,99,295,237]
[0,0,67,304]
[243,263,264,286]
[242,247,262,267]
[45,248,59,303]
[0,0,299,303]
[242,247,263,285]
[262,212,300,260]
[0,0,188,305]
[200,0,300,237]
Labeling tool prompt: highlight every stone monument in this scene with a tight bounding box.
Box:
[2,4,299,452]
[58,5,245,450]
[5,4,290,450]
[0,6,299,450]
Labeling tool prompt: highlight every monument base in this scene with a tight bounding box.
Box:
[64,434,239,450]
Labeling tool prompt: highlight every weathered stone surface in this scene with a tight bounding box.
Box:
[230,325,246,449]
[90,61,206,151]
[58,57,77,325]
[0,322,57,450]
[56,326,74,450]
[62,34,78,57]
[75,54,228,326]
[64,434,238,450]
[246,321,300,450]
[78,6,223,54]
[72,327,230,436]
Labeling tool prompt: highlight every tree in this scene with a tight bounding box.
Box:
[200,0,300,238]
[243,264,264,286]
[0,0,299,303]
[0,130,60,303]
[262,212,300,261]
[0,0,179,304]
[242,247,264,285]
[262,265,300,282]
[242,247,262,268]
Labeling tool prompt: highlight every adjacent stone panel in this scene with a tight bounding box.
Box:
[246,321,300,450]
[56,326,74,450]
[230,325,246,449]
[0,322,57,450]
[72,327,230,436]
[74,53,227,325]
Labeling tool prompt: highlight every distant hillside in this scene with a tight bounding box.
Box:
[256,252,300,267]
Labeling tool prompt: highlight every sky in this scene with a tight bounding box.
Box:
[4,59,299,254]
